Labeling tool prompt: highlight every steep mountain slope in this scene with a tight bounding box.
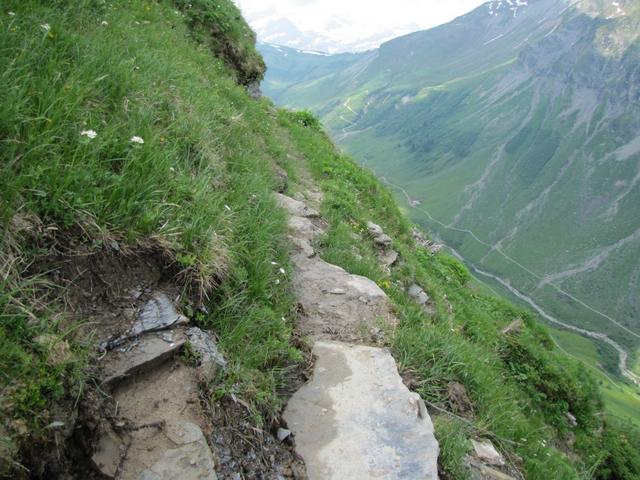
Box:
[3,1,640,479]
[260,0,640,381]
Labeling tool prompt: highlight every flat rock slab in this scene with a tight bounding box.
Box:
[114,363,204,479]
[275,193,320,218]
[138,422,217,480]
[294,257,394,341]
[284,341,439,479]
[130,292,189,336]
[101,331,186,385]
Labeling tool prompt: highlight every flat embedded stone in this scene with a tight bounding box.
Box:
[138,422,217,480]
[274,193,320,218]
[288,216,322,242]
[471,439,505,467]
[294,257,394,340]
[284,341,439,479]
[101,332,186,385]
[408,284,430,306]
[130,292,189,336]
[380,250,399,267]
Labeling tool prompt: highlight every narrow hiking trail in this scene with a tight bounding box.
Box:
[85,156,439,479]
[274,192,440,479]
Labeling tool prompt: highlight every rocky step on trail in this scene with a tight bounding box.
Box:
[275,192,440,479]
[91,292,225,480]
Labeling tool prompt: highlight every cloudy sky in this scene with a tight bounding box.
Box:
[235,0,488,51]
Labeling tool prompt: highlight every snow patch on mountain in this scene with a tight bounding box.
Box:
[488,0,529,18]
[245,11,421,53]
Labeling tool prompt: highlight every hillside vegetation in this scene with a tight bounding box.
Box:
[1,1,640,479]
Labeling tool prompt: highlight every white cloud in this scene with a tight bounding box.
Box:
[235,0,487,49]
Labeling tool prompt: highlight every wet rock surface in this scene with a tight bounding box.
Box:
[284,341,439,479]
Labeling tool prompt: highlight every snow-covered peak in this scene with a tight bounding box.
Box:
[487,0,529,18]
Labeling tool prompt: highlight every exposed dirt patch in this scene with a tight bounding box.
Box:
[447,382,475,419]
[208,330,313,480]
[29,236,184,344]
[209,399,307,480]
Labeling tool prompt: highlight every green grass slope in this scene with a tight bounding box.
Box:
[0,0,294,475]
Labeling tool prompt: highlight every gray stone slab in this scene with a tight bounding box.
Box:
[408,284,430,305]
[186,327,226,383]
[130,292,189,336]
[284,341,439,479]
[138,422,217,480]
[275,193,320,218]
[102,332,186,385]
[294,257,394,341]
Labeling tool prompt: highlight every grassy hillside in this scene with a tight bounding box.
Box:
[0,0,294,475]
[2,1,640,479]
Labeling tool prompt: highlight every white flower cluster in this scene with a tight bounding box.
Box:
[80,130,98,139]
[79,130,146,145]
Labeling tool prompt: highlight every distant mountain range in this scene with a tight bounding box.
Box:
[245,7,420,53]
[259,0,640,378]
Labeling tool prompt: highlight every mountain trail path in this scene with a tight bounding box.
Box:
[274,191,440,479]
[86,167,438,479]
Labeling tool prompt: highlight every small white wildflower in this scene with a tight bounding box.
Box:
[279,268,286,275]
[8,12,16,16]
[80,129,98,139]
[275,279,281,285]
[224,205,231,211]
[271,261,278,266]
[130,135,144,144]
[101,20,108,26]
[169,167,175,172]
[41,23,51,32]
